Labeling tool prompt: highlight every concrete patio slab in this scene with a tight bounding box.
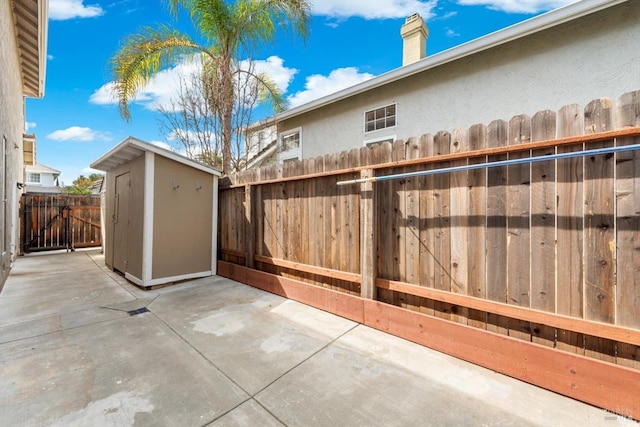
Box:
[150,278,358,395]
[0,250,637,426]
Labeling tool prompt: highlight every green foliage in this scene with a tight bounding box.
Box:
[62,174,104,195]
[63,186,92,195]
[110,0,311,174]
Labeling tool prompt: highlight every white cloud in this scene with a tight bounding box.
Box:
[446,28,460,37]
[456,0,578,14]
[313,0,437,20]
[247,56,298,94]
[47,126,111,142]
[90,55,297,113]
[49,0,104,20]
[89,82,118,105]
[287,67,375,108]
[25,122,37,131]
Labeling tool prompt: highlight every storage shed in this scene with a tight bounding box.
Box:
[91,137,221,288]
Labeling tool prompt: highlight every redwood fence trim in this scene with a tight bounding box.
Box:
[376,278,640,346]
[221,250,640,346]
[218,260,640,421]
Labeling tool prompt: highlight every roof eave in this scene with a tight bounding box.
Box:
[36,0,48,98]
[14,0,48,98]
[90,137,223,177]
[261,0,627,126]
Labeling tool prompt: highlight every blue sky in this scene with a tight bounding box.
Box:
[26,0,578,183]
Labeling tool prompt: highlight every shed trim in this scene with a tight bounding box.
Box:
[211,175,219,275]
[142,151,155,282]
[90,136,222,177]
[126,271,213,288]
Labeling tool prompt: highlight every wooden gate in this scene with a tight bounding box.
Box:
[20,194,102,253]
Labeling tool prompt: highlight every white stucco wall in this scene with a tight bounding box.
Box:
[0,1,26,282]
[281,1,640,159]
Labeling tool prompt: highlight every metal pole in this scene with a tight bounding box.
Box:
[337,143,640,186]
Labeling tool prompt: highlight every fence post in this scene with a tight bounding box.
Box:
[360,169,376,299]
[245,184,255,269]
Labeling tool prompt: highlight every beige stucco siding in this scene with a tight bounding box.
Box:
[0,1,26,285]
[103,154,145,280]
[283,1,640,159]
[151,155,213,280]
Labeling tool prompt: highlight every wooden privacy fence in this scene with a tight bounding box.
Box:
[218,92,640,419]
[20,194,102,253]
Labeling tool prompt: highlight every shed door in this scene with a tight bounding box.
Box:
[112,172,131,273]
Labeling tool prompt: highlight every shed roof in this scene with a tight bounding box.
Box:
[90,137,222,176]
[252,0,628,128]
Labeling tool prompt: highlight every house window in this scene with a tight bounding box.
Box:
[26,172,41,184]
[365,104,396,132]
[278,127,302,162]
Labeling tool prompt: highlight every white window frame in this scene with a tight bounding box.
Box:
[26,172,41,184]
[363,135,397,147]
[364,103,397,133]
[278,127,302,162]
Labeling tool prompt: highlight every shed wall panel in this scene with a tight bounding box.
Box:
[152,156,214,279]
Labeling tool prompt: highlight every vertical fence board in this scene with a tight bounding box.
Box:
[348,148,362,287]
[405,138,420,310]
[418,134,436,316]
[584,99,616,363]
[486,120,509,335]
[530,110,557,348]
[433,131,452,319]
[467,124,488,329]
[507,115,532,342]
[556,104,585,355]
[450,128,469,324]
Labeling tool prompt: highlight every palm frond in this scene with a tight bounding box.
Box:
[234,0,311,51]
[235,67,287,113]
[109,25,212,120]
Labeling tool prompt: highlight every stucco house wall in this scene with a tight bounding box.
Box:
[266,1,639,160]
[1,1,27,283]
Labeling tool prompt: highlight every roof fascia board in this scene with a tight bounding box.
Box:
[36,0,48,98]
[264,0,627,125]
[91,137,222,176]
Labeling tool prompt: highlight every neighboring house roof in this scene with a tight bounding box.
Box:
[246,139,278,169]
[253,0,628,129]
[90,136,223,176]
[25,163,61,176]
[11,0,48,98]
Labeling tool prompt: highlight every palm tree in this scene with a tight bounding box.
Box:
[110,0,311,174]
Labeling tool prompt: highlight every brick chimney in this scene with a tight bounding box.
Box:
[401,14,428,66]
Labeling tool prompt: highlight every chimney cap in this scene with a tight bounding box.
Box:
[405,13,422,23]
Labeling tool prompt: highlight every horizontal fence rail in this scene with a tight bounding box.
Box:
[218,92,640,419]
[337,141,640,185]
